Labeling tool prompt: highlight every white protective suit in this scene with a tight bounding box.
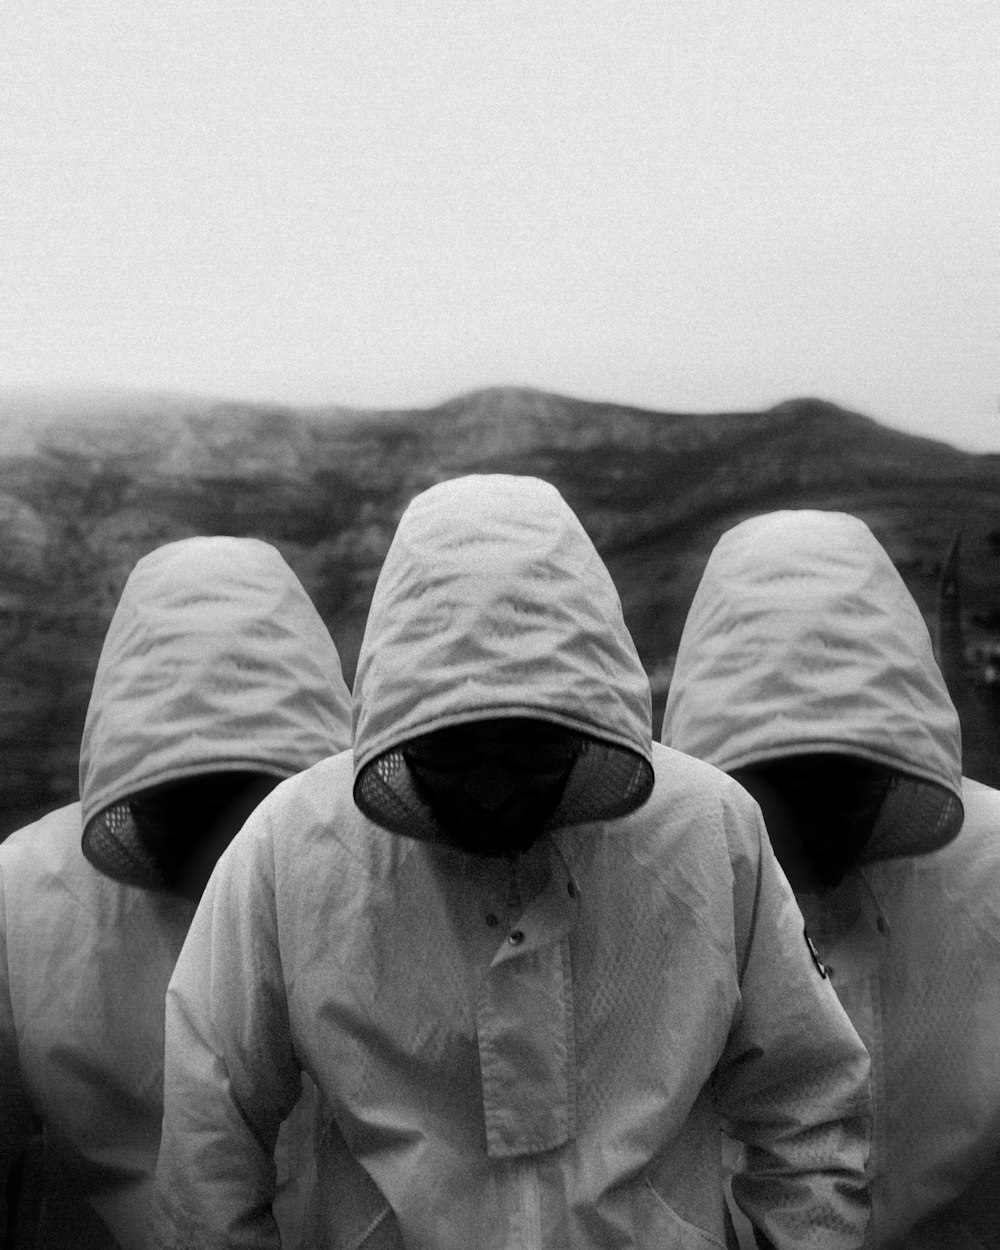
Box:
[662,509,1000,1248]
[155,475,872,1250]
[0,537,352,1248]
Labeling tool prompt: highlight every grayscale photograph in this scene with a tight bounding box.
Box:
[0,3,998,1247]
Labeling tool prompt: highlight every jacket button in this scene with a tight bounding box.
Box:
[509,929,525,945]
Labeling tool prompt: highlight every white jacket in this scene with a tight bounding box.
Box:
[156,476,872,1250]
[0,537,351,1247]
[662,509,1000,1248]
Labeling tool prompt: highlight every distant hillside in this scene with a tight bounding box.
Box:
[2,385,1000,835]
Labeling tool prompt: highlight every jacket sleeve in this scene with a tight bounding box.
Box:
[154,806,303,1249]
[711,787,872,1250]
[0,853,36,1242]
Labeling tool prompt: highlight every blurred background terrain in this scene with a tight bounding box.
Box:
[2,387,1000,837]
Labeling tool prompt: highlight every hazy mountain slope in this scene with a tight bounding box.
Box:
[1,386,999,835]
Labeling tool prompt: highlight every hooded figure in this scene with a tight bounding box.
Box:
[155,476,871,1250]
[662,510,1000,1247]
[0,537,352,1248]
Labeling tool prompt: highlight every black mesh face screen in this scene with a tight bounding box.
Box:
[83,800,160,888]
[82,772,281,891]
[355,734,653,846]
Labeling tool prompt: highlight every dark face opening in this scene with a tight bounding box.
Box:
[401,717,583,857]
[129,771,281,900]
[729,753,896,893]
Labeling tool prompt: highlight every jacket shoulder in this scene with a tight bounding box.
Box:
[242,751,379,883]
[648,742,764,847]
[926,778,1000,942]
[0,803,162,933]
[0,804,84,882]
[259,752,357,839]
[649,740,748,800]
[957,777,1000,845]
[602,743,764,890]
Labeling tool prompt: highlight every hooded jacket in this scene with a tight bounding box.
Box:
[155,476,871,1250]
[0,537,351,1247]
[662,510,1000,1248]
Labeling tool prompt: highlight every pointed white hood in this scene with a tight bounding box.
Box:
[352,475,653,840]
[80,536,351,880]
[662,510,963,858]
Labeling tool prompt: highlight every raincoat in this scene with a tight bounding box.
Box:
[662,509,1000,1248]
[0,537,351,1248]
[155,476,871,1250]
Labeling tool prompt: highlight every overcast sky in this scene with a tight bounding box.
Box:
[2,2,998,449]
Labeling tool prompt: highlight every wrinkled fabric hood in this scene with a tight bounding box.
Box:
[662,510,963,859]
[352,475,653,840]
[80,536,351,882]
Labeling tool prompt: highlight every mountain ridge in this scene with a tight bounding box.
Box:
[1,385,998,834]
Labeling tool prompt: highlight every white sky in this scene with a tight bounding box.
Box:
[2,2,998,449]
